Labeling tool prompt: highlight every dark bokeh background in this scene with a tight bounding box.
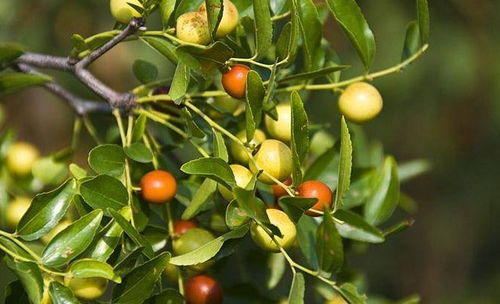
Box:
[1,0,499,303]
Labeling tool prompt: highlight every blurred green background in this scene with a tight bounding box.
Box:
[1,0,499,303]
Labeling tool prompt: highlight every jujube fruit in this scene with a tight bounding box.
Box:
[6,141,39,176]
[250,209,296,252]
[199,0,239,38]
[218,164,253,201]
[140,170,177,203]
[338,82,383,123]
[207,95,242,119]
[64,276,108,300]
[249,139,292,184]
[221,65,250,99]
[173,220,198,236]
[110,0,143,24]
[271,177,292,199]
[176,12,211,45]
[230,129,266,165]
[265,103,291,142]
[297,180,333,217]
[173,228,215,272]
[184,275,223,304]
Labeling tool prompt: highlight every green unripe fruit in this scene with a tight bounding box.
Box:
[6,141,39,176]
[199,0,239,38]
[207,95,243,119]
[265,104,291,142]
[250,209,296,252]
[176,12,211,45]
[64,276,108,300]
[173,228,215,272]
[110,0,143,24]
[6,196,31,228]
[309,130,335,157]
[218,164,253,201]
[230,129,266,164]
[249,139,292,184]
[338,82,383,123]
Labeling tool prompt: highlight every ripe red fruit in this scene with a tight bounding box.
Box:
[140,170,177,204]
[271,177,292,199]
[297,180,333,217]
[184,275,223,304]
[174,220,198,236]
[221,65,250,99]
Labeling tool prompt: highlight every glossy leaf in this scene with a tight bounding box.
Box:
[417,0,430,44]
[304,146,337,181]
[170,225,248,265]
[290,91,309,183]
[213,130,228,161]
[205,0,224,39]
[80,175,128,211]
[114,247,144,277]
[334,116,352,209]
[296,216,318,268]
[276,22,292,60]
[17,179,76,241]
[112,252,170,304]
[296,0,322,70]
[253,0,272,58]
[125,142,153,163]
[279,65,349,83]
[181,157,236,189]
[278,196,317,223]
[5,258,43,304]
[245,70,265,140]
[0,236,33,260]
[42,209,103,267]
[401,21,420,61]
[182,178,217,219]
[0,73,52,97]
[141,37,178,64]
[288,272,305,304]
[338,283,368,304]
[69,258,121,283]
[398,158,431,183]
[176,42,233,75]
[88,144,126,176]
[233,187,280,235]
[133,59,158,84]
[266,253,286,289]
[225,200,250,229]
[182,108,206,138]
[334,209,384,243]
[169,62,190,103]
[49,281,81,304]
[0,42,24,69]
[326,0,376,69]
[69,163,87,180]
[316,207,343,276]
[160,0,176,28]
[364,156,400,225]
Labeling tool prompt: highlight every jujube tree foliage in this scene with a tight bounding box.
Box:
[0,0,430,303]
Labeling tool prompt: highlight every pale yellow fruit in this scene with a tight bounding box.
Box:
[249,139,292,184]
[230,129,266,164]
[110,0,143,24]
[199,0,239,38]
[338,82,383,123]
[41,220,72,244]
[176,12,211,45]
[250,209,296,252]
[6,141,39,176]
[325,295,348,304]
[218,164,253,201]
[6,196,31,228]
[64,276,108,300]
[265,103,291,142]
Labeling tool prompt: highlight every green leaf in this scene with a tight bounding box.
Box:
[69,163,87,180]
[32,156,68,185]
[114,247,144,277]
[0,42,24,69]
[279,65,349,84]
[401,21,420,61]
[334,116,352,209]
[49,281,81,304]
[304,146,337,181]
[334,209,384,243]
[417,0,430,44]
[266,253,286,289]
[160,0,177,28]
[205,0,224,39]
[88,144,126,176]
[141,37,178,64]
[80,175,128,211]
[213,130,228,161]
[132,113,148,142]
[288,272,305,304]
[17,179,77,241]
[253,0,272,58]
[108,208,155,259]
[0,73,52,97]
[169,62,190,103]
[276,22,292,61]
[278,196,316,223]
[296,216,318,268]
[233,187,279,234]
[0,236,33,260]
[290,91,309,183]
[316,207,343,276]
[398,158,431,183]
[338,283,367,304]
[245,71,265,140]
[170,225,248,265]
[145,289,184,304]
[176,42,233,76]
[181,108,206,138]
[42,209,103,267]
[296,0,322,70]
[182,178,217,219]
[133,59,158,84]
[125,142,153,163]
[181,157,236,189]
[364,156,400,225]
[68,258,121,283]
[112,252,170,304]
[225,200,250,229]
[326,0,376,69]
[5,258,43,304]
